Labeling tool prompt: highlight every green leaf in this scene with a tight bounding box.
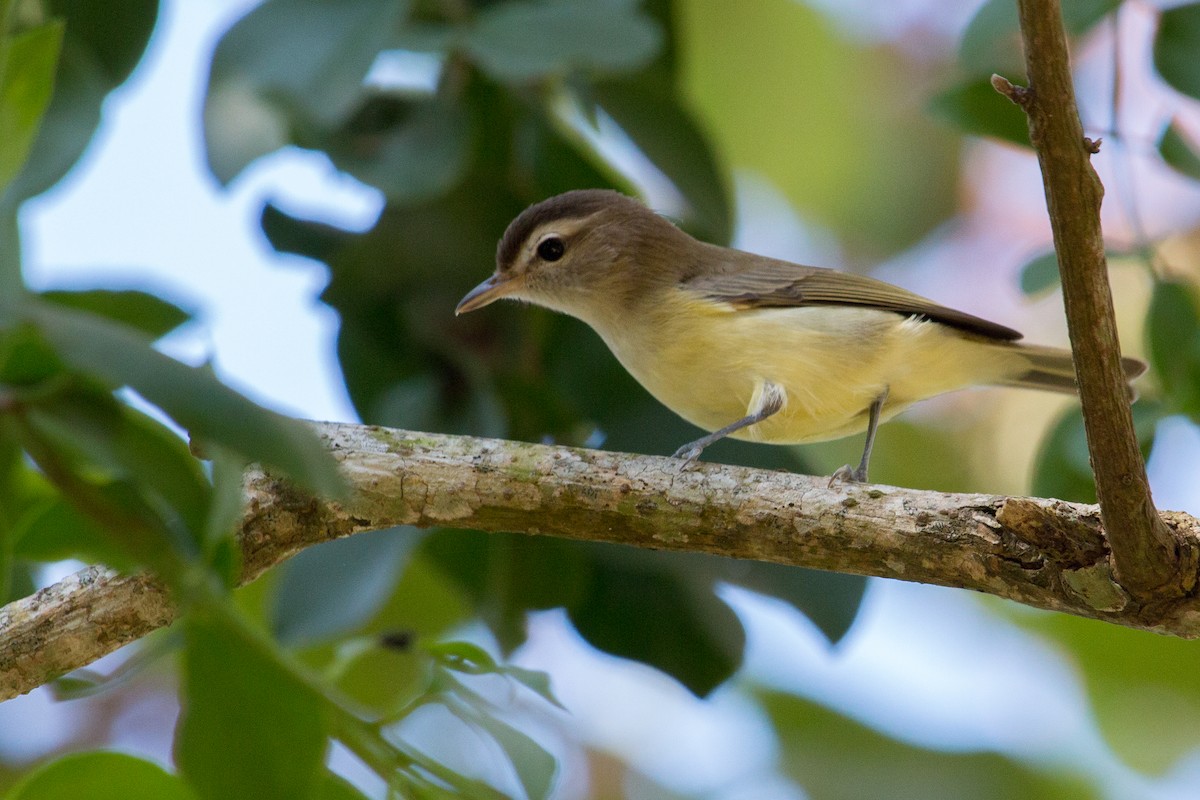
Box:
[48,0,159,85]
[0,205,19,297]
[3,0,159,205]
[272,526,421,646]
[624,549,866,647]
[958,0,1024,75]
[203,0,409,183]
[426,639,499,673]
[0,560,36,605]
[465,0,662,83]
[24,298,344,497]
[1031,407,1094,503]
[1036,3,1117,48]
[1032,402,1161,503]
[41,288,192,339]
[424,530,592,652]
[317,773,371,800]
[510,110,621,199]
[498,665,565,711]
[0,323,65,385]
[1148,279,1200,417]
[0,21,64,193]
[399,745,512,800]
[683,1,959,252]
[176,612,329,800]
[426,531,760,696]
[260,203,352,263]
[929,77,1030,147]
[1019,251,1060,295]
[46,673,103,699]
[1020,250,1132,297]
[1155,3,1200,101]
[567,552,744,697]
[720,561,866,644]
[444,694,557,800]
[15,385,214,569]
[761,689,1100,799]
[594,77,732,243]
[320,95,473,204]
[1157,119,1200,181]
[426,639,564,709]
[11,496,141,570]
[23,387,212,550]
[1013,610,1200,775]
[959,0,1120,75]
[426,533,744,695]
[327,553,472,713]
[1,496,11,601]
[200,444,247,586]
[6,751,196,800]
[0,431,43,599]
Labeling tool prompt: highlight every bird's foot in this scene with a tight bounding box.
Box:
[670,443,704,469]
[828,464,868,487]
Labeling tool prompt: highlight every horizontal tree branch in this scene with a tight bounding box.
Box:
[3,421,1200,701]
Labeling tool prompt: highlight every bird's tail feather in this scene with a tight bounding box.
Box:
[997,344,1147,400]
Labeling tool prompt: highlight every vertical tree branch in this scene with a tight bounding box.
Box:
[1002,0,1179,596]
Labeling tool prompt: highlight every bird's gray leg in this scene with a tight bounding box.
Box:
[672,381,785,465]
[831,387,889,484]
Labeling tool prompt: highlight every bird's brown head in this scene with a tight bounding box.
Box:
[455,189,692,321]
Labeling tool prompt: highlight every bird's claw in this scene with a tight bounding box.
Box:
[828,464,868,487]
[671,444,703,469]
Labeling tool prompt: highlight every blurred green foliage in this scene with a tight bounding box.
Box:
[1158,119,1200,182]
[6,752,197,800]
[761,689,1100,800]
[176,613,329,799]
[4,0,1200,797]
[680,0,958,256]
[931,0,1121,149]
[1154,3,1200,102]
[0,18,61,193]
[1,0,159,209]
[1148,280,1200,419]
[1017,609,1200,777]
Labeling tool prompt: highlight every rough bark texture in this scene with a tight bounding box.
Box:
[0,568,171,701]
[1012,0,1181,596]
[3,422,1200,702]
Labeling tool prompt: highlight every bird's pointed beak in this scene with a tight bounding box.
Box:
[455,273,519,315]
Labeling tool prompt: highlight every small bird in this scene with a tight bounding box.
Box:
[456,189,1145,482]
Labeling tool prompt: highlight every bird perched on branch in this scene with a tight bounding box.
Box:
[457,189,1144,482]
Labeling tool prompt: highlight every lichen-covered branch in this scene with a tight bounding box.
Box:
[1004,0,1181,596]
[4,422,1200,702]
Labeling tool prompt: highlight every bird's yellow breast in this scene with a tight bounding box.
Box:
[585,292,1024,445]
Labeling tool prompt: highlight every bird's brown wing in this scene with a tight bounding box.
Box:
[683,251,1023,341]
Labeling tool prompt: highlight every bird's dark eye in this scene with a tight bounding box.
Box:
[537,237,565,262]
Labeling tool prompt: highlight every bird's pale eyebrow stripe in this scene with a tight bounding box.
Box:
[495,190,625,269]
